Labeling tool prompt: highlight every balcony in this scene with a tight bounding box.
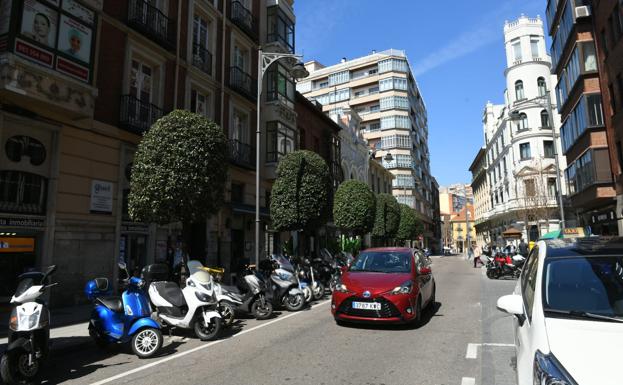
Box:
[229,66,257,101]
[119,94,163,134]
[229,1,257,41]
[128,0,175,50]
[192,43,212,76]
[228,139,255,169]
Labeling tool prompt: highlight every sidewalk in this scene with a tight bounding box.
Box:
[0,304,92,354]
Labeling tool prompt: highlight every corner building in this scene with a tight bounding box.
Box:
[298,50,435,248]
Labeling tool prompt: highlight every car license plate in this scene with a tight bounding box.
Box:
[352,301,381,310]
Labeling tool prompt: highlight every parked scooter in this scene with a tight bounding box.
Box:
[0,266,57,384]
[486,252,525,279]
[142,263,222,341]
[85,262,163,358]
[260,255,305,311]
[328,252,354,292]
[301,258,325,301]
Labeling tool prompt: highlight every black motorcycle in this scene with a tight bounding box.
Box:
[219,264,274,320]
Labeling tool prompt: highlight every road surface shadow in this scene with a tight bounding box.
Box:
[337,301,443,331]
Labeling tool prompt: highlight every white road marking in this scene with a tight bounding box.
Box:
[461,377,476,385]
[89,299,331,385]
[466,343,478,359]
[466,342,515,359]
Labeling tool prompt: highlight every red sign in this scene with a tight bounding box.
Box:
[14,39,53,67]
[56,56,89,82]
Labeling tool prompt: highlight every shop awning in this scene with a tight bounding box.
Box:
[502,227,523,239]
[539,230,561,240]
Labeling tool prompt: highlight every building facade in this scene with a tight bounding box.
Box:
[546,0,617,234]
[0,0,302,304]
[591,0,623,234]
[478,16,567,246]
[469,148,491,249]
[298,49,436,248]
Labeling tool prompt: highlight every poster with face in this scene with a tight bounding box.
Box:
[57,14,91,63]
[20,0,58,48]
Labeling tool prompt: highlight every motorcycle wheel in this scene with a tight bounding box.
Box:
[194,316,222,341]
[131,327,163,359]
[312,282,325,300]
[218,301,236,327]
[303,286,313,303]
[251,300,273,320]
[1,349,40,384]
[284,293,305,312]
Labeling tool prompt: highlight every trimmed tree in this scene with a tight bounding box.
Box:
[333,180,376,236]
[270,150,331,235]
[372,193,400,243]
[397,204,419,243]
[128,110,228,258]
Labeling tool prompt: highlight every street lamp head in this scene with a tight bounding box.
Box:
[509,110,521,120]
[290,62,309,80]
[384,151,393,162]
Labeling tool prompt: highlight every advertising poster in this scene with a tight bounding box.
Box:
[20,0,58,48]
[61,0,95,25]
[57,14,91,63]
[90,180,113,214]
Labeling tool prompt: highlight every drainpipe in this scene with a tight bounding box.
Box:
[173,0,182,108]
[220,0,227,126]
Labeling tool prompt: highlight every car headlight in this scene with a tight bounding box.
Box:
[336,283,349,293]
[390,280,413,295]
[534,350,578,385]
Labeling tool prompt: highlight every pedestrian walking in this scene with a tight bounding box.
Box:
[518,238,529,258]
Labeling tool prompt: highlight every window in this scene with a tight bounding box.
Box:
[547,178,557,197]
[565,148,612,195]
[520,142,531,160]
[369,122,381,132]
[379,77,408,92]
[380,96,409,110]
[378,58,408,73]
[266,121,297,162]
[393,175,415,187]
[368,86,379,94]
[317,80,328,89]
[192,15,211,74]
[329,70,349,86]
[231,183,244,203]
[381,135,411,149]
[516,112,528,131]
[503,157,507,174]
[561,94,605,152]
[190,88,211,118]
[515,80,525,100]
[540,110,550,128]
[369,104,380,112]
[524,179,536,196]
[0,171,47,214]
[537,77,547,96]
[266,63,295,106]
[381,115,410,130]
[544,140,554,158]
[521,248,539,321]
[530,37,540,58]
[267,6,294,52]
[512,39,522,61]
[231,108,249,143]
[296,81,311,94]
[583,42,597,72]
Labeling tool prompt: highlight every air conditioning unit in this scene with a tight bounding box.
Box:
[575,5,591,19]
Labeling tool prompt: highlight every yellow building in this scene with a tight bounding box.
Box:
[449,206,476,253]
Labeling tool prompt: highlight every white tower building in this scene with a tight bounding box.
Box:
[479,15,567,244]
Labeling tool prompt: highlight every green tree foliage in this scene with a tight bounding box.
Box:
[397,204,421,241]
[333,180,376,235]
[270,150,331,232]
[372,193,400,239]
[128,110,228,225]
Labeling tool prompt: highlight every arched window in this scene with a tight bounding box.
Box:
[537,77,547,96]
[540,110,550,128]
[515,80,525,100]
[516,112,528,131]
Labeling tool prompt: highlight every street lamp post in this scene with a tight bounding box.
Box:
[509,91,566,231]
[255,47,309,267]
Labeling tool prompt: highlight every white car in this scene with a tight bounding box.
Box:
[497,237,623,385]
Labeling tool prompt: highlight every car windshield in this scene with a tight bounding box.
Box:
[349,251,411,273]
[543,256,623,318]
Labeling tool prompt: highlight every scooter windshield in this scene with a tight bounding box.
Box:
[272,255,294,272]
[14,278,35,298]
[192,270,213,284]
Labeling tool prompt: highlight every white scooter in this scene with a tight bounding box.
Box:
[142,263,222,341]
[1,266,57,384]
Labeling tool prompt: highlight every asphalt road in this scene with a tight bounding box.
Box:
[35,256,518,385]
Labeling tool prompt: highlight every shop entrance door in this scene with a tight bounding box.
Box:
[230,229,244,283]
[0,237,37,304]
[120,234,147,276]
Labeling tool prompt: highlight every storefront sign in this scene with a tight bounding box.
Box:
[90,180,113,214]
[62,0,95,24]
[0,237,35,253]
[15,38,54,67]
[121,223,148,233]
[56,56,89,81]
[0,216,45,228]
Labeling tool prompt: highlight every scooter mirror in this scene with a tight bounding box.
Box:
[118,262,127,271]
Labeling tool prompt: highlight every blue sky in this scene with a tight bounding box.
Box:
[294,0,547,187]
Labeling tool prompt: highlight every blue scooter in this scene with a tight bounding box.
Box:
[84,262,163,358]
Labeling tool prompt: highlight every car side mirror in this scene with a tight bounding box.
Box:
[418,266,431,275]
[497,294,526,325]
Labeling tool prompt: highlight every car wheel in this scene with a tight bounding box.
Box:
[427,284,436,310]
[413,297,423,328]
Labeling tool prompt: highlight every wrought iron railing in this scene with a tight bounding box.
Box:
[228,139,255,169]
[192,43,213,76]
[229,1,257,40]
[229,66,257,101]
[128,0,175,49]
[119,94,163,135]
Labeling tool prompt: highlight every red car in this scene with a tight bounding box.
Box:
[332,247,435,325]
